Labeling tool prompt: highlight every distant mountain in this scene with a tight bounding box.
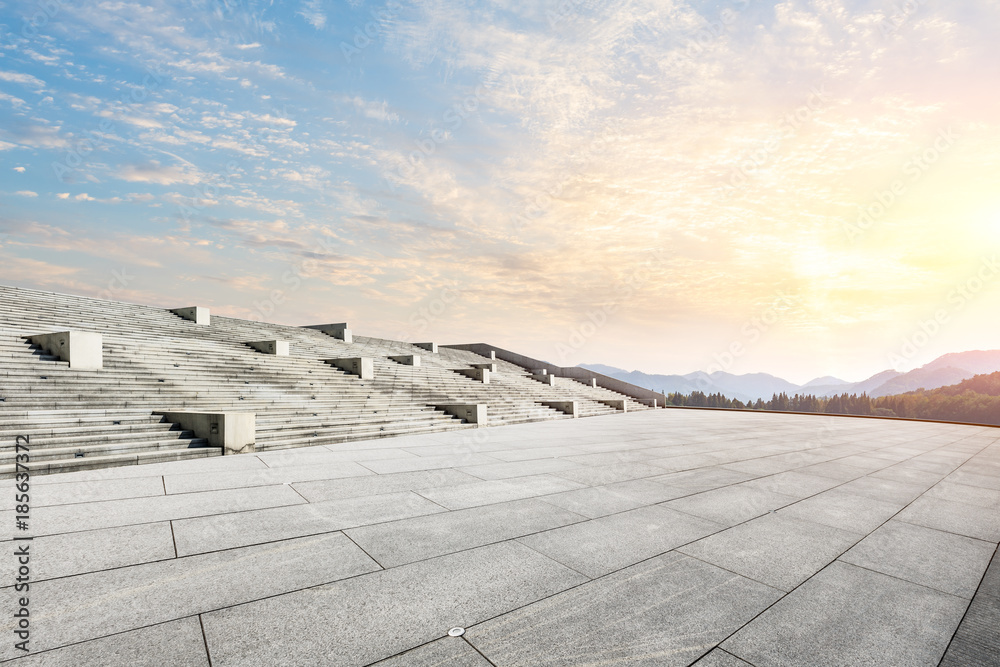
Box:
[579,349,1000,402]
[801,376,850,389]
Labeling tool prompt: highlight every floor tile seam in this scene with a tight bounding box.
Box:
[197,613,213,667]
[669,550,789,595]
[20,496,308,540]
[889,517,1000,546]
[0,614,205,664]
[462,636,500,667]
[834,556,982,601]
[23,489,171,511]
[938,546,1000,667]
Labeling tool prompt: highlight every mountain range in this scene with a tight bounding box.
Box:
[579,349,1000,403]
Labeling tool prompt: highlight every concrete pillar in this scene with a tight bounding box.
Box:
[171,307,210,325]
[598,399,627,412]
[325,357,374,380]
[530,373,556,386]
[435,404,487,425]
[414,342,438,353]
[530,368,548,375]
[456,368,490,383]
[246,340,289,356]
[638,398,659,408]
[471,363,497,373]
[153,411,255,455]
[388,355,420,366]
[488,350,496,359]
[541,401,578,417]
[28,331,103,371]
[307,323,353,344]
[575,378,598,387]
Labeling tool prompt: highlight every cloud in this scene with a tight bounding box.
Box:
[0,71,45,88]
[298,0,327,29]
[345,96,400,124]
[0,92,27,108]
[235,43,262,50]
[115,161,202,185]
[15,191,38,197]
[13,167,26,173]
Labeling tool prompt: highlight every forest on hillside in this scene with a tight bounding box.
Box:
[664,372,1000,426]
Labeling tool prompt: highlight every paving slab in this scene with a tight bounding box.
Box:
[201,541,587,667]
[775,487,902,534]
[738,470,842,499]
[679,513,862,591]
[31,475,165,507]
[456,458,583,480]
[835,475,927,505]
[692,649,755,666]
[664,485,799,527]
[359,453,505,474]
[415,474,586,510]
[8,617,208,667]
[0,532,380,659]
[173,490,444,556]
[466,551,782,667]
[518,504,724,578]
[895,495,1000,542]
[648,467,758,493]
[928,479,1000,509]
[163,460,374,494]
[3,484,304,538]
[840,520,995,598]
[722,561,968,667]
[345,498,585,567]
[540,479,685,518]
[370,637,493,667]
[3,521,175,582]
[291,468,481,503]
[552,461,672,486]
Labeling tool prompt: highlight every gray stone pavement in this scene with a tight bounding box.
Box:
[2,409,998,665]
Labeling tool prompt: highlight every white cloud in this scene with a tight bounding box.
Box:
[235,43,262,50]
[0,71,45,88]
[0,92,27,108]
[15,190,38,197]
[115,161,202,185]
[298,0,327,29]
[13,167,26,173]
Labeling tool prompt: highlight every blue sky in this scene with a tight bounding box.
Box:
[1,0,999,383]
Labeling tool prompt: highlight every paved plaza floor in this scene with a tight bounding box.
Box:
[2,409,998,666]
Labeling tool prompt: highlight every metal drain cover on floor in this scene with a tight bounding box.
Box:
[447,627,465,637]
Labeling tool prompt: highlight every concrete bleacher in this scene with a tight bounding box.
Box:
[0,285,662,477]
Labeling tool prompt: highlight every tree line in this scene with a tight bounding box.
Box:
[663,372,1000,426]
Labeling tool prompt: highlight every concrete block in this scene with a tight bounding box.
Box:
[307,322,353,344]
[28,331,103,370]
[472,362,497,372]
[435,404,488,425]
[530,373,555,385]
[598,399,627,411]
[488,350,496,359]
[541,400,578,417]
[170,306,210,325]
[530,368,548,375]
[153,411,256,456]
[388,354,420,366]
[413,342,438,353]
[456,368,490,383]
[325,357,374,380]
[245,340,289,356]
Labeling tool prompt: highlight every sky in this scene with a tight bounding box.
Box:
[0,0,998,385]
